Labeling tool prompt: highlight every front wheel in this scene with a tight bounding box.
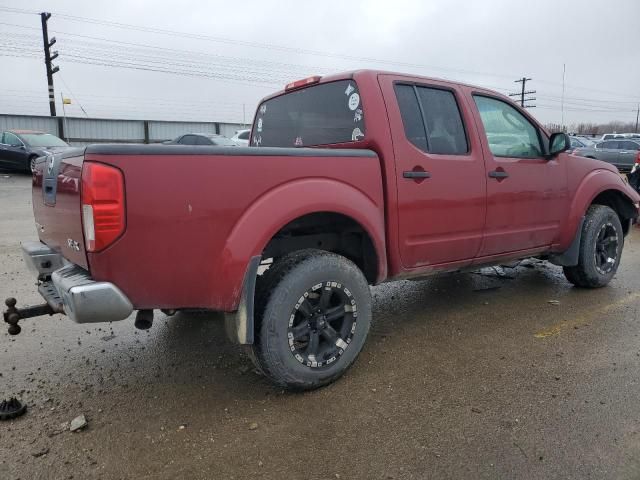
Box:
[563,205,624,288]
[251,250,372,390]
[27,155,38,174]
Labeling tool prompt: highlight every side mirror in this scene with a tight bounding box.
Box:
[548,132,570,159]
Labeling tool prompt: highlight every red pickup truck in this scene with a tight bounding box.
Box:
[5,70,639,390]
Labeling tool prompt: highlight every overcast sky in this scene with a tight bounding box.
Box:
[0,0,638,128]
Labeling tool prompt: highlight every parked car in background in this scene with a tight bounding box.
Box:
[165,133,239,146]
[568,135,595,153]
[574,139,640,172]
[0,130,71,173]
[600,133,640,141]
[231,129,251,146]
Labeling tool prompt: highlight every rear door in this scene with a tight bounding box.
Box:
[618,141,640,171]
[470,94,568,256]
[379,75,486,268]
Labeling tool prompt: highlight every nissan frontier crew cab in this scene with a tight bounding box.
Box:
[4,70,639,390]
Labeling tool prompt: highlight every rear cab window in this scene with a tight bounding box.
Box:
[251,80,365,147]
[395,84,468,155]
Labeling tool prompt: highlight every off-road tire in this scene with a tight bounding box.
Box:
[251,249,372,390]
[563,205,624,288]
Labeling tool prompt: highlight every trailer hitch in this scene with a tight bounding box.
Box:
[3,298,57,335]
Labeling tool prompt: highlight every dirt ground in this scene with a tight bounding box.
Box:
[2,172,640,479]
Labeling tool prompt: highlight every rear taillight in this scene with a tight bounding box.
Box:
[636,152,640,164]
[81,162,125,252]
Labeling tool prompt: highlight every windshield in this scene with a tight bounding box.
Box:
[20,133,68,147]
[251,79,365,147]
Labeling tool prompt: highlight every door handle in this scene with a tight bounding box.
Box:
[488,170,509,179]
[403,171,431,179]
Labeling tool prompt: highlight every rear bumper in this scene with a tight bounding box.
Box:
[22,241,133,323]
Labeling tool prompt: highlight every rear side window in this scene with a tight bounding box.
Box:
[251,80,365,147]
[195,136,212,145]
[394,84,468,155]
[238,131,250,140]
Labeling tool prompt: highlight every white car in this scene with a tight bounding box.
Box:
[231,129,251,146]
[600,133,640,141]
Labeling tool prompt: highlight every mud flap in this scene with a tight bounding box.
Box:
[224,256,261,345]
[548,216,585,267]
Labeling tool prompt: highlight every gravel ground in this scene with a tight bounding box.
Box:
[2,172,640,479]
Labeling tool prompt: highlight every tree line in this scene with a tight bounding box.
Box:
[546,121,639,136]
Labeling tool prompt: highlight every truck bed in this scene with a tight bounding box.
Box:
[32,145,383,312]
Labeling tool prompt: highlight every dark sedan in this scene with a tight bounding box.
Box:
[165,133,239,146]
[0,130,71,173]
[574,139,640,173]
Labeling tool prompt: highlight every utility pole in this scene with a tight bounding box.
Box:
[509,77,536,108]
[40,12,59,117]
[560,64,566,132]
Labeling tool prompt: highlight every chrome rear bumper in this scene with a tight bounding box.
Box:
[21,241,133,323]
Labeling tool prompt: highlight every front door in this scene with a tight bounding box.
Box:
[380,76,487,269]
[470,95,568,257]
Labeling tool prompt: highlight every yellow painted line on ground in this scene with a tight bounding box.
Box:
[534,291,640,338]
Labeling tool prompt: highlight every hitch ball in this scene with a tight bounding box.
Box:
[4,298,21,335]
[134,309,154,330]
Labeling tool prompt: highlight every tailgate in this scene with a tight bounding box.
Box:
[32,149,88,269]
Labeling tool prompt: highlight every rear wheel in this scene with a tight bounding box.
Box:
[563,205,623,288]
[251,250,371,390]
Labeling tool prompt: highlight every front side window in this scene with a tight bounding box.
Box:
[238,131,250,140]
[601,141,618,150]
[178,135,197,145]
[621,141,640,151]
[473,96,542,158]
[395,84,468,155]
[251,80,365,147]
[3,132,22,146]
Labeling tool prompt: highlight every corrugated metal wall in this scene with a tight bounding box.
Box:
[66,118,144,142]
[0,114,245,145]
[0,115,59,135]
